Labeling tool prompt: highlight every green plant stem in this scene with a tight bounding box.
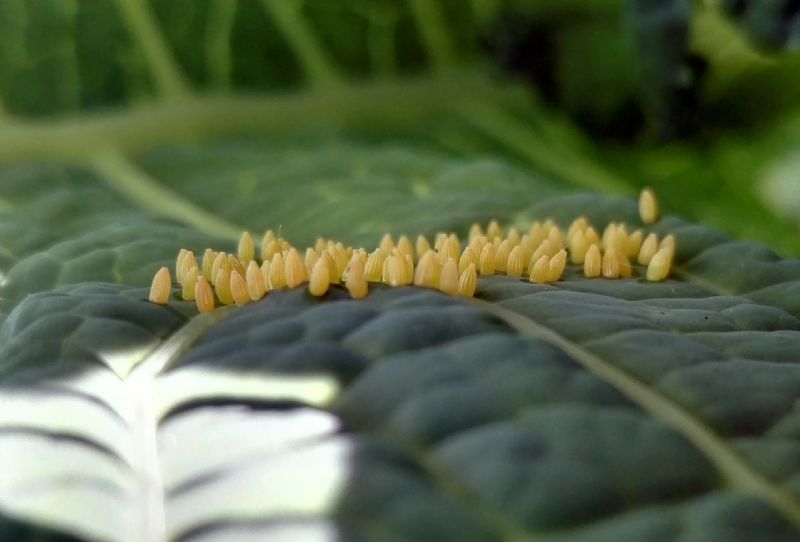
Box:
[91,148,244,240]
[205,0,238,89]
[408,0,458,72]
[112,0,190,98]
[259,0,344,88]
[0,75,524,163]
[366,8,399,76]
[690,0,773,97]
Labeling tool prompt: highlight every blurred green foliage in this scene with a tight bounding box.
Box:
[0,0,798,254]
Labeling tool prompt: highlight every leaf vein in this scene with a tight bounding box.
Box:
[470,297,800,528]
[91,148,244,241]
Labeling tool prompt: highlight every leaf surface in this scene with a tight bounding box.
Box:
[2,174,800,540]
[2,1,800,541]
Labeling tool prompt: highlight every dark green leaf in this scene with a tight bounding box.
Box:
[2,1,800,540]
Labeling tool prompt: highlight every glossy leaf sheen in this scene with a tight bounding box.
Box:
[1,168,800,540]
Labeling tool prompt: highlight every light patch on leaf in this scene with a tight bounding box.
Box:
[49,370,130,420]
[0,390,130,463]
[759,151,800,225]
[156,369,341,417]
[166,436,352,539]
[160,407,340,490]
[411,178,432,198]
[189,519,338,542]
[0,434,135,542]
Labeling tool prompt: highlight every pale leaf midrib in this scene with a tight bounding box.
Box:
[469,297,800,528]
[124,305,233,542]
[0,75,521,164]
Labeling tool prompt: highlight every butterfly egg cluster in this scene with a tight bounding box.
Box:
[149,189,674,312]
[148,228,477,311]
